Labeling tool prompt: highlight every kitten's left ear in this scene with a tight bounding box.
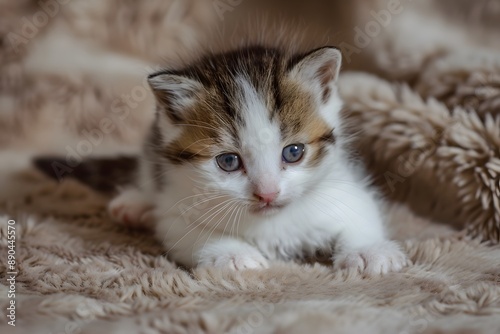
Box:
[288,46,342,104]
[147,71,203,123]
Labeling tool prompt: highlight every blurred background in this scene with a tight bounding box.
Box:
[0,0,498,156]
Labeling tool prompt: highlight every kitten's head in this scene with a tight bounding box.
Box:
[148,46,342,216]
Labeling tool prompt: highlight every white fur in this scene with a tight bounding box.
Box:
[109,53,408,275]
[235,76,283,197]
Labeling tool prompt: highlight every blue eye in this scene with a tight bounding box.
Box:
[282,144,305,163]
[216,153,242,172]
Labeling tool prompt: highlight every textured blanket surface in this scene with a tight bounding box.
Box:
[1,1,500,333]
[1,174,500,334]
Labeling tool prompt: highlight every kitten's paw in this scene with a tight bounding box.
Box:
[203,253,269,271]
[198,243,269,271]
[108,189,154,228]
[334,241,408,276]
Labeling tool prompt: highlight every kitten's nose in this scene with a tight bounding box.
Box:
[254,192,279,204]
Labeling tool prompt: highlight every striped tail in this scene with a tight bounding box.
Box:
[32,156,138,193]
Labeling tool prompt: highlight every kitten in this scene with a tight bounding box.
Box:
[108,45,408,274]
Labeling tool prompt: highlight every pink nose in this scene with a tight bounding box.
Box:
[254,192,279,204]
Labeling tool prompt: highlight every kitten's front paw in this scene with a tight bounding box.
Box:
[199,252,269,271]
[221,254,269,271]
[334,241,408,276]
[108,189,154,228]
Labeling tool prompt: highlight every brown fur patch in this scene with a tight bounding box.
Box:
[162,101,223,165]
[279,79,335,168]
[152,46,336,166]
[306,144,326,167]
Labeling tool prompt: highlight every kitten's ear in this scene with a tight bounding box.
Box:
[148,72,203,122]
[288,46,342,104]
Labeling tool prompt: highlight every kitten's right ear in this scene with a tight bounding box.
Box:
[148,72,203,122]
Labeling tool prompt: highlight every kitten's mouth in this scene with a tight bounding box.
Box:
[250,202,286,215]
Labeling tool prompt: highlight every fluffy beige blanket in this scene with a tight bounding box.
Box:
[1,1,500,333]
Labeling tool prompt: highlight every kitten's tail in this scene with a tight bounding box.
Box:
[32,156,138,193]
